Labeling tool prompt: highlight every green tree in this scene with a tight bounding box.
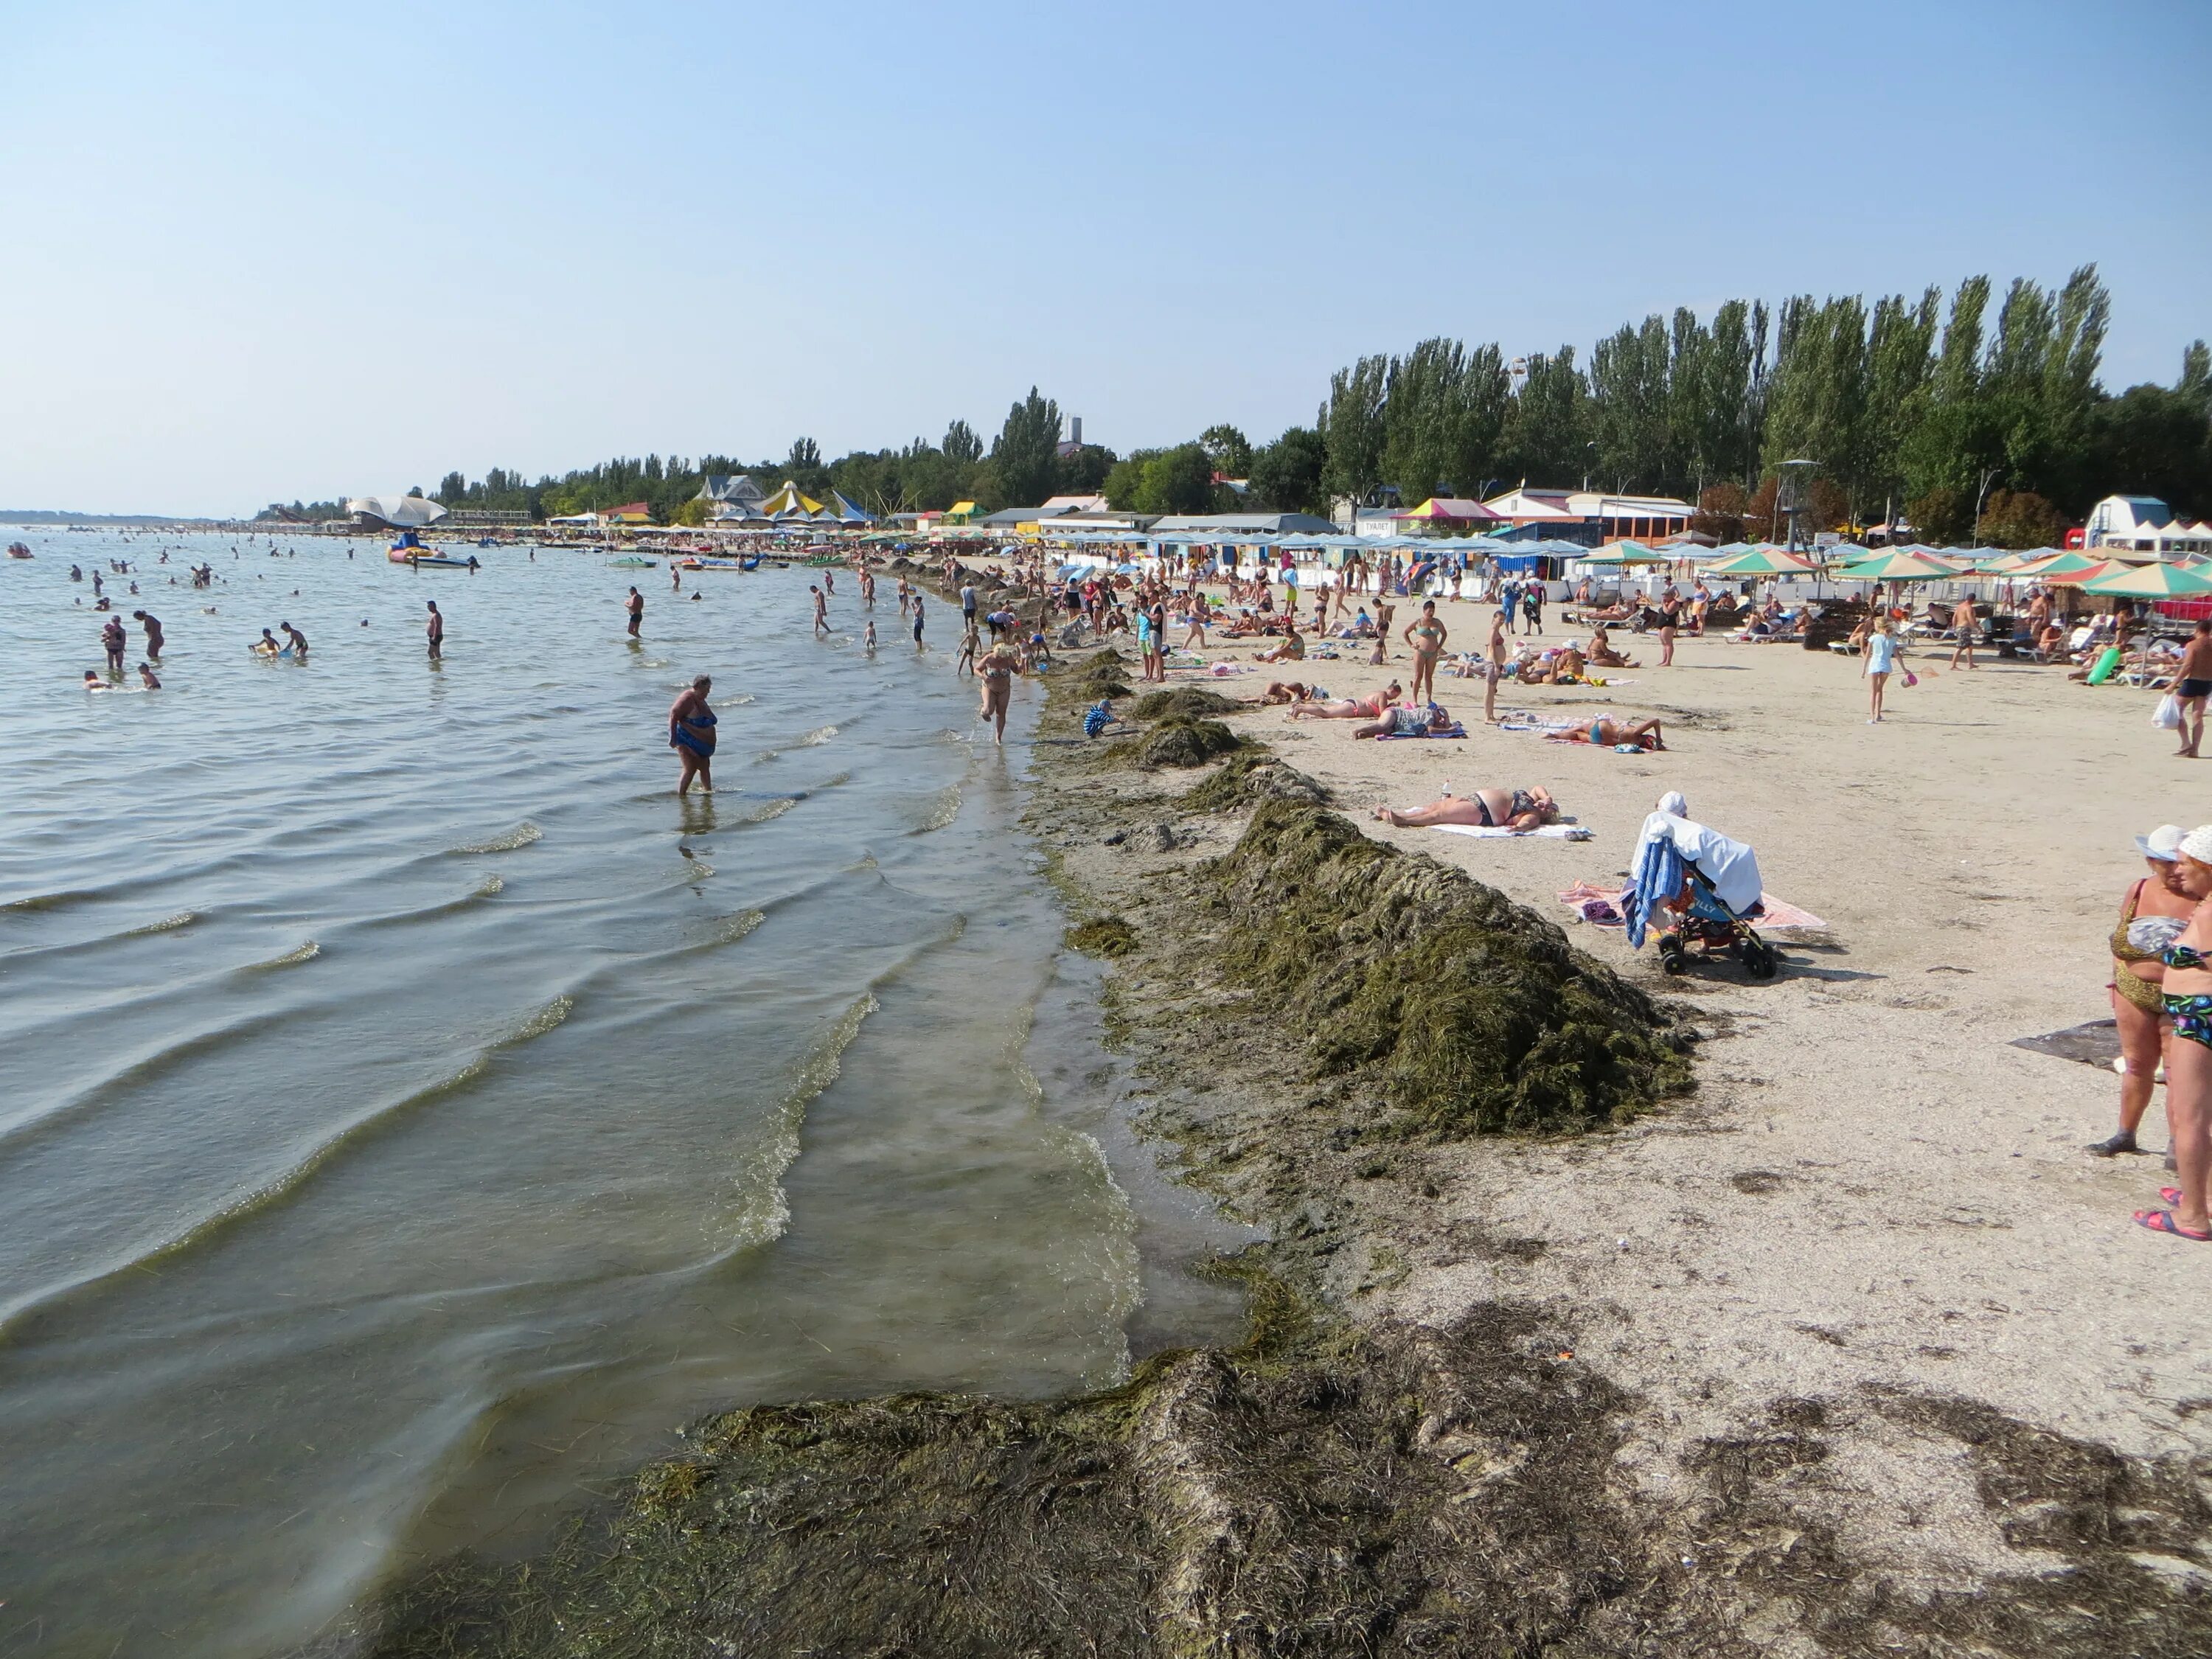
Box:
[1250,426,1327,514]
[1503,347,1593,486]
[1321,354,1389,509]
[991,388,1062,507]
[1199,425,1253,478]
[1589,316,1672,490]
[942,420,983,465]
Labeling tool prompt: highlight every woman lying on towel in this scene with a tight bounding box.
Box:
[1287,681,1401,720]
[1545,715,1667,751]
[1352,702,1458,740]
[1371,785,1560,832]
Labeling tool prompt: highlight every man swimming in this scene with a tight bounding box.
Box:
[912,591,925,648]
[280,622,307,658]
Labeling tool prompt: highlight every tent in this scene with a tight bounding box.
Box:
[1399,497,1503,526]
[827,490,876,526]
[759,481,828,520]
[347,494,448,529]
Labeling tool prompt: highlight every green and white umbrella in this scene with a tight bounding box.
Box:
[2081,563,2212,599]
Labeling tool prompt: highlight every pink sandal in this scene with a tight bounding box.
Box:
[2135,1208,2212,1242]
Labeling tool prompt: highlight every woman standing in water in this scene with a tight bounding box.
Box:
[668,675,717,794]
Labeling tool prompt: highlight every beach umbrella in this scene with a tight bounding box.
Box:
[1832,549,1957,582]
[1707,546,1815,576]
[2082,562,2212,599]
[2010,549,2106,580]
[2039,559,2124,588]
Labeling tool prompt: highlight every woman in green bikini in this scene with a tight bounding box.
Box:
[1545,716,1667,751]
[1402,600,1448,703]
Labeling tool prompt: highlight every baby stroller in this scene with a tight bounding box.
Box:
[1624,810,1781,981]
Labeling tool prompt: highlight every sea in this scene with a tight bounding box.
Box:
[0,529,1247,1655]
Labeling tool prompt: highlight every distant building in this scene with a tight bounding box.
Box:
[1395,497,1504,535]
[1148,512,1338,535]
[696,474,769,521]
[600,501,651,525]
[1484,487,1693,548]
[2085,495,2212,557]
[1035,493,1110,516]
[346,494,448,529]
[1055,417,1087,460]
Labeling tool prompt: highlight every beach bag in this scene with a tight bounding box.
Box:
[2154,693,2183,730]
[1899,669,1919,688]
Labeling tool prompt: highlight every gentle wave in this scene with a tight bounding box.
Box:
[720,992,875,1251]
[754,724,838,762]
[1,887,100,913]
[451,822,543,855]
[0,994,580,1339]
[124,911,199,936]
[907,785,961,835]
[239,940,319,973]
[714,910,765,945]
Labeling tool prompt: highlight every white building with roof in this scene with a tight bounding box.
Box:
[2085,495,2212,558]
[1483,487,1694,546]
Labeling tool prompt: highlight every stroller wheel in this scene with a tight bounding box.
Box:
[1742,936,1779,980]
[1658,935,1689,975]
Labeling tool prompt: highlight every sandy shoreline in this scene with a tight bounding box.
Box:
[348,561,2212,1656]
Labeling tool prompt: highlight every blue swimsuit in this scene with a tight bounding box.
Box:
[670,707,717,757]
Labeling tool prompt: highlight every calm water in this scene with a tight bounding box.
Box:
[0,531,1243,1655]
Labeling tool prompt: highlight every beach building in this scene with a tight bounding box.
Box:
[599,502,651,526]
[695,474,769,520]
[2084,494,2212,558]
[1484,487,1694,548]
[1147,512,1339,535]
[345,494,448,529]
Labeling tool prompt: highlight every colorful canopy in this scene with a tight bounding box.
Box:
[2081,563,2212,599]
[1578,540,1672,566]
[1707,546,1816,576]
[1832,549,1959,582]
[759,481,828,520]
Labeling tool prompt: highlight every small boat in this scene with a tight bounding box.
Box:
[608,556,658,569]
[402,554,478,569]
[6,542,31,559]
[739,554,763,572]
[677,557,751,571]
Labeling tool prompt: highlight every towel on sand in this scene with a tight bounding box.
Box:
[1434,824,1593,841]
[1377,722,1467,740]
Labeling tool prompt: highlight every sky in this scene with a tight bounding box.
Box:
[1,0,2207,516]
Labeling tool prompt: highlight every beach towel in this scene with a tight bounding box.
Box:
[1556,880,1825,936]
[1377,723,1467,740]
[1434,824,1593,841]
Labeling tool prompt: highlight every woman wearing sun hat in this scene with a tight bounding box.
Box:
[2136,824,2212,1239]
[2093,825,2202,1158]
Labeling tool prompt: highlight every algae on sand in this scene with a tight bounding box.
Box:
[1129,686,1242,722]
[1127,717,1243,770]
[1184,750,1331,812]
[1208,799,1691,1136]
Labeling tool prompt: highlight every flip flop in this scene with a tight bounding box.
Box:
[2134,1208,2212,1242]
[2161,1187,2188,1208]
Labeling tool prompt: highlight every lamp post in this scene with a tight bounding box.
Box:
[1971,466,2002,549]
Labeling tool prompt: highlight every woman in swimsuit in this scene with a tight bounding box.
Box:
[2093,825,2205,1158]
[2138,824,2212,1239]
[1545,716,1666,751]
[1371,785,1559,832]
[975,641,1022,746]
[1287,681,1402,720]
[1403,601,1448,702]
[668,675,717,795]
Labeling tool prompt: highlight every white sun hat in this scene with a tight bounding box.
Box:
[2180,825,2212,865]
[2137,824,2188,861]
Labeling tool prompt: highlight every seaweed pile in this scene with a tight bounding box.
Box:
[1206,800,1693,1137]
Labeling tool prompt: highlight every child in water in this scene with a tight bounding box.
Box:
[863,618,877,654]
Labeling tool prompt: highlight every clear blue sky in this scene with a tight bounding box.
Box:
[2,0,2206,515]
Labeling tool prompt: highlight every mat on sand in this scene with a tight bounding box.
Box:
[1553,880,1828,933]
[1433,824,1593,841]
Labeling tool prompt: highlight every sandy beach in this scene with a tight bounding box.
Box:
[1085,580,2212,1590]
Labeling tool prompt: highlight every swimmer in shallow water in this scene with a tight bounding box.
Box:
[669,675,717,794]
[139,662,161,689]
[976,639,1023,745]
[863,618,877,654]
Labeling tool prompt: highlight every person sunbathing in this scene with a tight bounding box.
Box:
[1352,702,1455,739]
[1254,625,1305,664]
[1371,785,1559,831]
[1587,627,1637,668]
[1546,715,1667,751]
[1256,681,1310,705]
[1288,681,1402,720]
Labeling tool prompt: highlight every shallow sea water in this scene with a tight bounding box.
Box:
[0,531,1245,1655]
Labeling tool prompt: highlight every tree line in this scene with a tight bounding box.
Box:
[277,266,2208,546]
